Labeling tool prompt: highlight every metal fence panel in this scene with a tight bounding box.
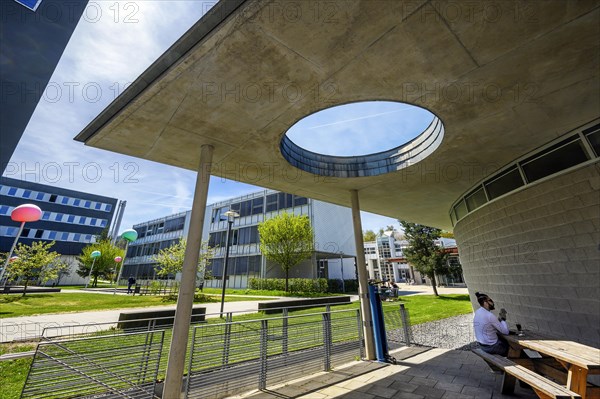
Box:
[185,320,264,399]
[21,331,164,399]
[382,302,412,350]
[185,309,363,399]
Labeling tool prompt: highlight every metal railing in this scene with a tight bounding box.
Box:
[184,308,363,399]
[21,330,165,399]
[15,300,479,398]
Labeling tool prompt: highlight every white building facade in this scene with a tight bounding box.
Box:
[124,190,357,288]
[364,234,463,285]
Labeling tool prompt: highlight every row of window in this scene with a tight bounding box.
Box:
[0,225,95,243]
[208,225,260,248]
[208,255,262,277]
[211,192,309,223]
[0,205,108,228]
[135,216,186,239]
[450,123,600,225]
[127,239,180,258]
[0,184,113,212]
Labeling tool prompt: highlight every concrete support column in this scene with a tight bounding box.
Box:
[163,144,214,398]
[350,189,375,360]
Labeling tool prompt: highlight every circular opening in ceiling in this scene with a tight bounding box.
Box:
[281,101,444,178]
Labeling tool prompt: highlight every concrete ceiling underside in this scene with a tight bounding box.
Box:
[75,0,600,230]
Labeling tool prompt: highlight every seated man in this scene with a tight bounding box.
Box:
[473,292,509,356]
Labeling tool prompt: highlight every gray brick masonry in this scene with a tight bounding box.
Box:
[455,163,600,347]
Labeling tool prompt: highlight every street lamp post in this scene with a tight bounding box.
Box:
[0,204,42,286]
[113,229,138,295]
[220,209,239,316]
[112,256,123,286]
[85,250,102,289]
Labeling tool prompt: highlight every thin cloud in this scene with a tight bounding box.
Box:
[306,108,411,130]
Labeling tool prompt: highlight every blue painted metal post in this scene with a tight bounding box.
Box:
[368,284,389,362]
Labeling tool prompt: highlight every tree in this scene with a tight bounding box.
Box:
[363,230,377,242]
[258,212,314,292]
[152,238,214,283]
[50,259,71,285]
[440,231,455,239]
[398,221,448,296]
[8,241,61,296]
[76,239,125,287]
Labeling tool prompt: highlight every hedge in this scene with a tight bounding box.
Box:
[249,278,358,294]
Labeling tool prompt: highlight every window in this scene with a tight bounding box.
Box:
[35,230,43,239]
[21,228,30,237]
[79,216,86,224]
[100,220,107,227]
[61,232,69,240]
[252,197,263,215]
[0,205,9,215]
[73,199,81,206]
[240,200,252,217]
[165,216,185,232]
[67,215,75,223]
[465,187,487,212]
[520,137,589,183]
[49,194,57,203]
[584,124,600,156]
[85,234,92,242]
[36,192,45,200]
[266,194,278,212]
[453,199,468,221]
[73,233,81,242]
[293,196,308,207]
[48,231,57,240]
[90,218,97,226]
[55,213,63,222]
[42,212,50,220]
[484,166,524,200]
[84,201,91,208]
[95,202,102,210]
[7,187,17,196]
[23,190,31,198]
[105,204,112,212]
[61,196,69,204]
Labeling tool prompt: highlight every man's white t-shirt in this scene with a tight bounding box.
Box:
[473,307,509,345]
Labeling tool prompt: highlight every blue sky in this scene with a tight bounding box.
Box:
[5,1,432,235]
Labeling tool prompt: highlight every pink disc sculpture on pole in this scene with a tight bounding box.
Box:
[11,204,42,222]
[1,204,43,285]
[114,256,123,263]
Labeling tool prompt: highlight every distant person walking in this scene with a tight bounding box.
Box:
[127,276,136,294]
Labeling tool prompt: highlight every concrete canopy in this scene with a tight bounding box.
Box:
[75,0,599,230]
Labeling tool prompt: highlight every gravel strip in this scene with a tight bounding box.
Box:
[387,313,477,350]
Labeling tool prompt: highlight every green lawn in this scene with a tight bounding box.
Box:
[0,343,34,399]
[0,292,272,319]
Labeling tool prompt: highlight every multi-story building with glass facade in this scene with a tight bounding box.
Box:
[0,177,118,284]
[123,189,357,288]
[364,233,463,285]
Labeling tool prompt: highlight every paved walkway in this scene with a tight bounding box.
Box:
[229,346,538,399]
[0,298,279,342]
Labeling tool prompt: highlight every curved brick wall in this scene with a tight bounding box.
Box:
[454,163,600,347]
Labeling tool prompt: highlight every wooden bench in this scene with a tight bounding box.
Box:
[472,348,581,399]
[257,296,351,314]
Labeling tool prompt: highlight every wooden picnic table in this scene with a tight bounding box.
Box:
[504,330,600,399]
